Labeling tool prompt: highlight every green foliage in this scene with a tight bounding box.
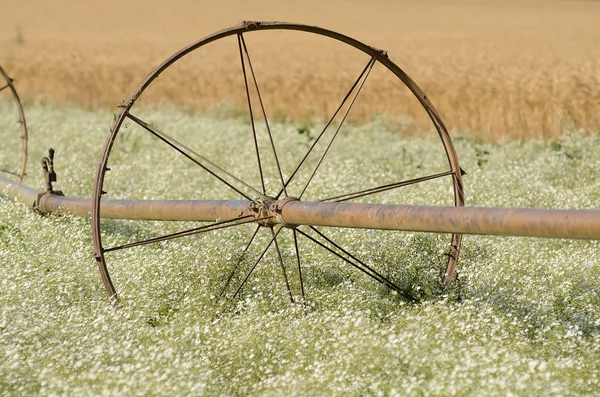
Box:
[0,102,599,395]
[550,139,563,152]
[475,147,490,167]
[296,113,316,143]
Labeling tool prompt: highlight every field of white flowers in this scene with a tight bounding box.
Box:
[1,101,599,396]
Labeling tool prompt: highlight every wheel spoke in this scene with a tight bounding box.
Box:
[271,228,294,302]
[103,215,267,253]
[298,227,417,302]
[276,58,377,199]
[309,226,417,301]
[295,228,388,291]
[127,112,265,201]
[239,34,288,196]
[220,224,261,297]
[293,229,305,298]
[0,168,20,177]
[238,34,266,195]
[0,83,10,93]
[294,228,386,290]
[318,170,455,202]
[232,226,283,299]
[298,58,375,199]
[442,233,462,287]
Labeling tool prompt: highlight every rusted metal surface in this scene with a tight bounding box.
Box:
[40,194,249,221]
[40,149,60,194]
[0,174,38,207]
[0,65,28,183]
[279,201,600,240]
[2,174,598,240]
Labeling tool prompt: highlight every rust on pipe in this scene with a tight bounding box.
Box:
[37,193,249,221]
[0,174,38,208]
[278,201,600,240]
[1,175,247,222]
[2,174,598,240]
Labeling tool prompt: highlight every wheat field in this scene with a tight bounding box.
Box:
[2,0,600,141]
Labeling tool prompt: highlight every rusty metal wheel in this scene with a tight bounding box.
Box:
[92,21,464,303]
[0,65,28,183]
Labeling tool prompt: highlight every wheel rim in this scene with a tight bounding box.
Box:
[0,65,28,183]
[92,21,464,303]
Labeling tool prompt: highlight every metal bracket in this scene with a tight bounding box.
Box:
[272,196,299,227]
[40,148,63,196]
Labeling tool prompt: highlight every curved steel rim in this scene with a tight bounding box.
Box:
[0,65,28,183]
[92,21,465,300]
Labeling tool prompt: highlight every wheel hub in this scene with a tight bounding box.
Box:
[246,196,299,228]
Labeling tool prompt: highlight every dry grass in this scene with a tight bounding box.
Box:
[2,0,600,141]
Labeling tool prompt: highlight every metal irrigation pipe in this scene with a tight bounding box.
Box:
[2,174,599,240]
